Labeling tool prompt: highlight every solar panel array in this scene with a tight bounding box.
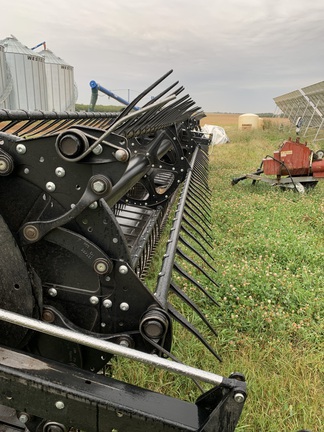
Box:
[274,81,324,143]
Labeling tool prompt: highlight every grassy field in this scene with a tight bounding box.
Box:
[113,116,324,431]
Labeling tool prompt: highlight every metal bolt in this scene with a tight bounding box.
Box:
[94,259,110,274]
[55,167,66,177]
[89,201,98,209]
[48,288,58,297]
[0,159,8,172]
[114,149,129,162]
[24,168,30,174]
[103,299,112,308]
[16,144,26,154]
[112,238,118,243]
[18,413,29,424]
[92,144,103,155]
[90,296,99,305]
[116,411,123,418]
[120,302,129,311]
[119,265,128,275]
[234,393,245,404]
[23,224,39,241]
[55,401,65,410]
[92,180,106,193]
[46,182,56,192]
[42,309,55,323]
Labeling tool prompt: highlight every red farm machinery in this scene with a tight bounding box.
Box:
[232,137,324,192]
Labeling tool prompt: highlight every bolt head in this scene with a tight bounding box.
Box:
[234,392,245,403]
[55,167,66,177]
[92,144,103,155]
[55,401,65,410]
[114,149,129,162]
[119,264,128,274]
[18,413,29,424]
[92,180,105,193]
[89,201,98,209]
[48,288,58,297]
[46,182,56,192]
[103,299,112,308]
[16,144,26,154]
[90,296,99,305]
[120,302,129,311]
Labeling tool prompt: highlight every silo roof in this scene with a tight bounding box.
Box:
[39,49,71,66]
[0,36,43,58]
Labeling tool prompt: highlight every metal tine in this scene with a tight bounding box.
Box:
[141,81,180,107]
[175,107,202,124]
[183,209,213,242]
[182,213,213,247]
[189,179,212,200]
[167,304,222,362]
[124,85,185,134]
[187,192,211,222]
[192,162,209,186]
[176,248,219,288]
[188,184,211,208]
[184,199,211,232]
[170,281,219,336]
[179,235,217,275]
[112,69,174,123]
[120,91,190,136]
[147,95,194,129]
[173,262,219,306]
[150,93,193,123]
[181,221,213,256]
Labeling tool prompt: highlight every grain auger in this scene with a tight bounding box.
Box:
[0,70,246,432]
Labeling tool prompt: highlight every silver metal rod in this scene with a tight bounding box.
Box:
[0,308,223,386]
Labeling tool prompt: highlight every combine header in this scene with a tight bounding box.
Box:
[232,137,324,192]
[0,71,246,432]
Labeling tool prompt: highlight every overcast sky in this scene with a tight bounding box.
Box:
[2,0,324,113]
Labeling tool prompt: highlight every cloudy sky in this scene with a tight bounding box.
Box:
[2,0,324,113]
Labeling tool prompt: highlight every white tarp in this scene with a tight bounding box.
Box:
[202,124,230,145]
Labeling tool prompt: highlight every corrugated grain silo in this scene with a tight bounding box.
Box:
[0,35,48,110]
[39,48,76,111]
[0,44,12,109]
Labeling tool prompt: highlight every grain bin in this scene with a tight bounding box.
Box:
[238,113,260,130]
[39,48,76,111]
[0,35,48,110]
[0,44,12,109]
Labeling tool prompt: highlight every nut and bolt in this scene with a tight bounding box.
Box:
[16,144,26,154]
[234,393,245,404]
[92,180,106,193]
[46,181,56,192]
[120,302,129,311]
[18,413,29,424]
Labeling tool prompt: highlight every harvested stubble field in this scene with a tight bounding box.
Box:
[114,114,323,432]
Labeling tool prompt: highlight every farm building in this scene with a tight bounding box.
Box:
[0,35,77,111]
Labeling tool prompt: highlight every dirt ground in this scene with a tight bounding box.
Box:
[201,113,240,127]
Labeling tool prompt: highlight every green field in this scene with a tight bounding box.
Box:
[113,122,324,432]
